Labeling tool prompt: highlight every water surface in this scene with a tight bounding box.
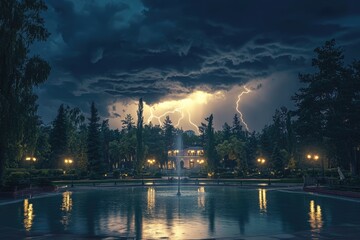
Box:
[0,186,360,239]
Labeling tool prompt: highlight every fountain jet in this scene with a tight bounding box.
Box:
[175,133,183,196]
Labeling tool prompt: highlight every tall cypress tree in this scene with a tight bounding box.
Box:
[100,120,111,172]
[87,102,101,175]
[49,104,68,168]
[136,98,144,173]
[162,116,174,168]
[245,132,258,169]
[205,114,217,171]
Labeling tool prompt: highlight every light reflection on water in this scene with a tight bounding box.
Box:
[309,199,323,238]
[23,199,34,231]
[0,186,358,239]
[197,186,205,208]
[147,187,155,211]
[258,189,267,213]
[60,191,73,229]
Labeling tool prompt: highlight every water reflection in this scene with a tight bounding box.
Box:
[23,199,34,231]
[147,187,156,210]
[5,187,359,239]
[60,191,73,229]
[258,189,267,213]
[198,186,205,208]
[309,200,323,232]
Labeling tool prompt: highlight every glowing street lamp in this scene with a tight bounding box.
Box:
[257,157,270,185]
[307,154,319,161]
[64,158,74,174]
[306,153,323,177]
[257,158,266,164]
[64,159,73,164]
[25,157,37,162]
[25,156,37,188]
[64,158,74,187]
[147,159,156,167]
[197,159,205,164]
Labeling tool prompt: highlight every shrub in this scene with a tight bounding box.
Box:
[4,171,30,189]
[348,177,360,186]
[38,169,50,176]
[50,169,65,177]
[113,170,120,179]
[154,172,162,178]
[219,172,235,179]
[34,177,53,187]
[89,171,102,180]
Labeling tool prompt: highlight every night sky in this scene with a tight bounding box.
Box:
[34,0,360,132]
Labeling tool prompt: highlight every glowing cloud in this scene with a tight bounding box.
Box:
[146,91,222,134]
[107,85,262,133]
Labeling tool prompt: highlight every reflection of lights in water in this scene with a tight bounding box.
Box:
[198,187,205,208]
[258,189,267,212]
[173,224,185,238]
[23,199,34,231]
[61,191,73,212]
[61,191,73,228]
[147,187,156,210]
[309,200,323,231]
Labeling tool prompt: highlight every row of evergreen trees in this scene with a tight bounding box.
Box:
[35,40,360,175]
[17,101,285,176]
[2,40,360,180]
[1,0,359,184]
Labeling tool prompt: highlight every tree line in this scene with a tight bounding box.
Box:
[1,0,359,185]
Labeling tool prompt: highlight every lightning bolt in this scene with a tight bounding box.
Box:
[147,106,200,134]
[147,107,183,126]
[175,108,185,127]
[236,85,251,132]
[187,109,199,131]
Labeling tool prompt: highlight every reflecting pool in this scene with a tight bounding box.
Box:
[0,186,360,239]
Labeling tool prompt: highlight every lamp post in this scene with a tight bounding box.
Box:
[64,158,73,172]
[25,156,37,189]
[147,158,156,184]
[25,157,37,167]
[147,159,156,168]
[197,159,205,167]
[306,154,323,177]
[257,158,270,185]
[64,158,74,187]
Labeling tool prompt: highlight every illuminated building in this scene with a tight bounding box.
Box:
[167,147,205,171]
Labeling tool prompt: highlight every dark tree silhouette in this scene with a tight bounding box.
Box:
[121,114,135,133]
[0,0,50,185]
[49,105,68,168]
[162,116,174,168]
[293,39,360,175]
[205,114,217,171]
[87,102,102,175]
[136,98,144,173]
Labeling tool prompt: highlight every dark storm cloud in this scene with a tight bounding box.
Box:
[36,0,360,124]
